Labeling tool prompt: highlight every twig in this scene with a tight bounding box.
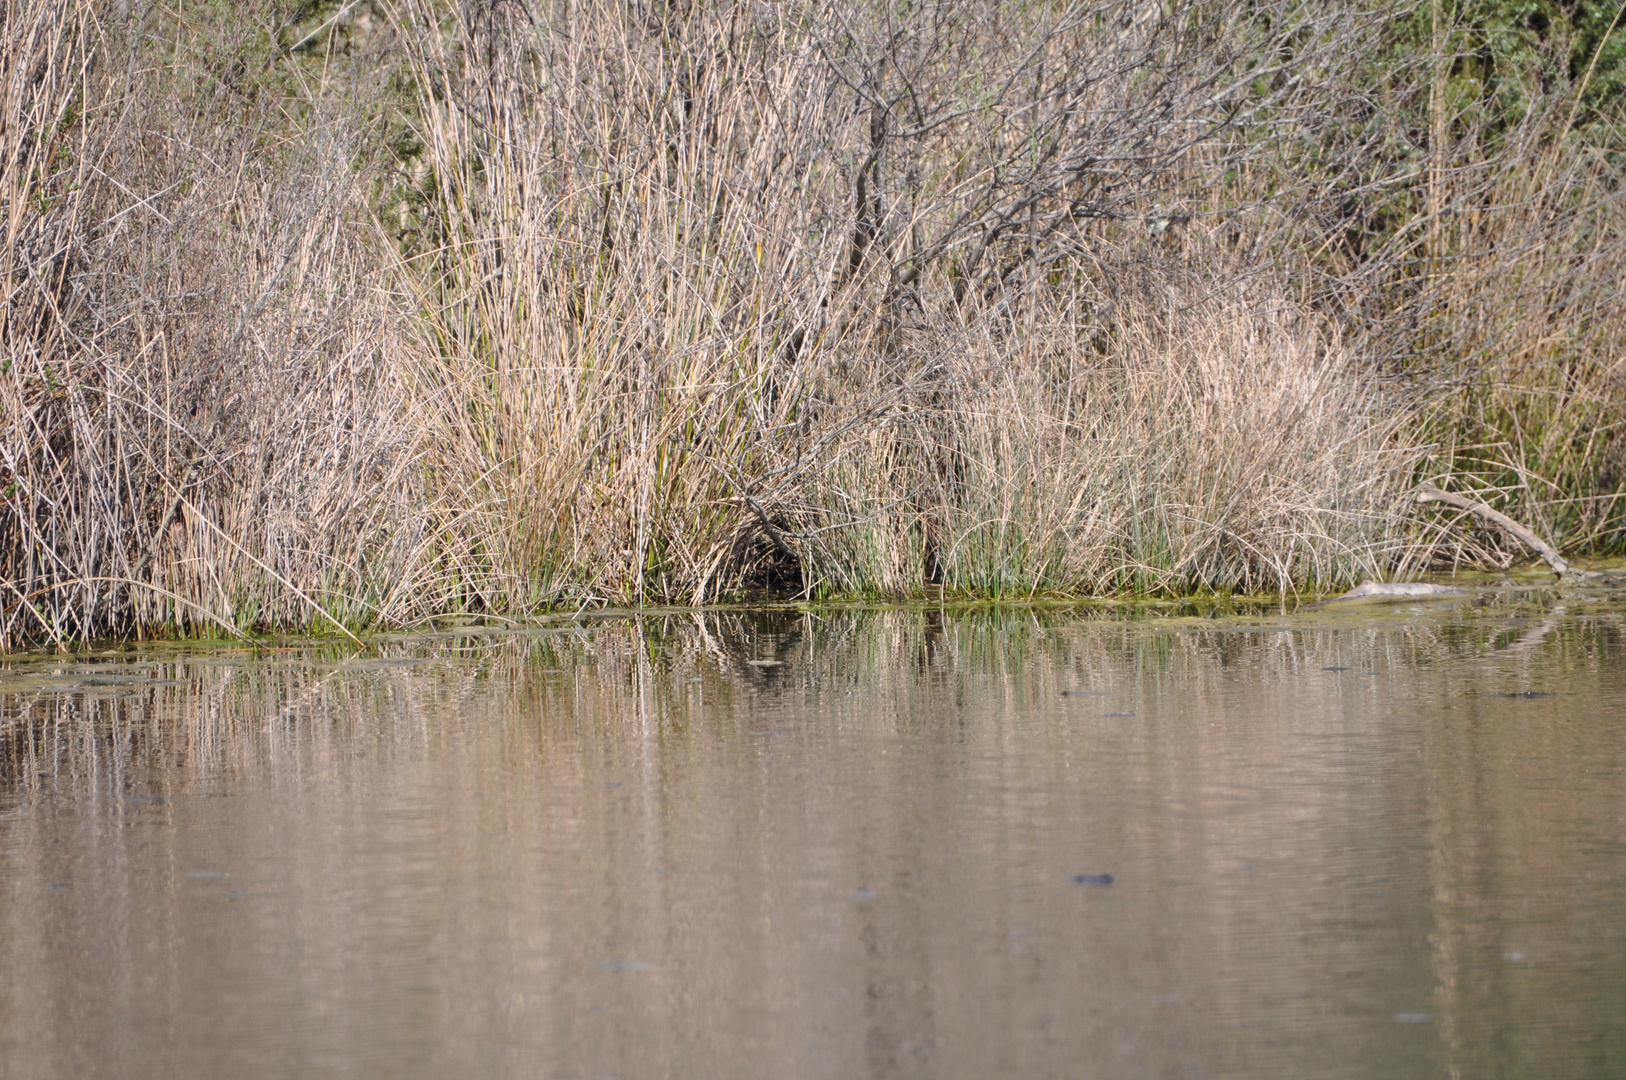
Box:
[9,576,250,641]
[1,580,66,648]
[743,494,797,560]
[698,456,797,559]
[179,496,369,646]
[130,462,197,578]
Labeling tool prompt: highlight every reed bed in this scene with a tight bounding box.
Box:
[1,0,1621,645]
[1,0,452,644]
[1377,104,1626,560]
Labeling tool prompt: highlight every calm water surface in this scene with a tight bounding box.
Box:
[1,592,1624,1079]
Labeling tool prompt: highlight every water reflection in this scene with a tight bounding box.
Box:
[1,598,1624,1078]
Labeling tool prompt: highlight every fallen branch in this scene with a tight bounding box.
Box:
[1414,483,1615,583]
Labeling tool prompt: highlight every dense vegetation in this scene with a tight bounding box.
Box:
[2,0,1623,644]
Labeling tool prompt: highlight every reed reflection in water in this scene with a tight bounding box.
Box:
[1,602,1623,1079]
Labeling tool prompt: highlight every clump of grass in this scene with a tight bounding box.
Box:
[804,279,1415,599]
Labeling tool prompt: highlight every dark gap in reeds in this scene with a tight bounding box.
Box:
[3,0,1623,646]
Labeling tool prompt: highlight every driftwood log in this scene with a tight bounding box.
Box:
[1415,483,1615,583]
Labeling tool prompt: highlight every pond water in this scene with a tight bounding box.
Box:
[1,590,1624,1079]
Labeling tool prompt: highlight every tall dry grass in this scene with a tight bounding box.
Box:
[1,0,1620,646]
[1371,104,1626,561]
[1,0,456,644]
[803,284,1410,598]
[394,0,1419,604]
